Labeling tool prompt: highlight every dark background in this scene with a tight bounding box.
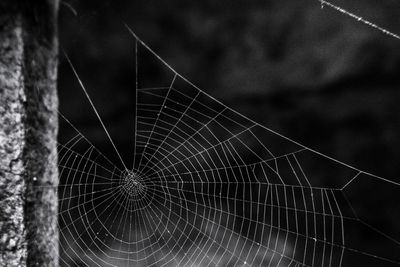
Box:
[59,0,400,178]
[57,0,400,266]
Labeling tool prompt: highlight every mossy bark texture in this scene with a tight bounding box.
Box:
[0,1,59,266]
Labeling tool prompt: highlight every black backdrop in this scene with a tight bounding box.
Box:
[58,0,400,265]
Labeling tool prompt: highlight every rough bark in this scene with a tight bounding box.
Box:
[0,1,59,266]
[0,14,27,267]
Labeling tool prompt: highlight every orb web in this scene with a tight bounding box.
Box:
[33,1,400,266]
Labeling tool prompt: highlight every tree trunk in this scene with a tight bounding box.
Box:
[0,1,59,266]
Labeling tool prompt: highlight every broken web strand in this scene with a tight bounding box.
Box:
[320,0,400,41]
[31,1,400,266]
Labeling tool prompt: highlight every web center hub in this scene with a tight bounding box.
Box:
[121,170,145,197]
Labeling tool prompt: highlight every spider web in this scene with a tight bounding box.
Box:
[38,1,400,266]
